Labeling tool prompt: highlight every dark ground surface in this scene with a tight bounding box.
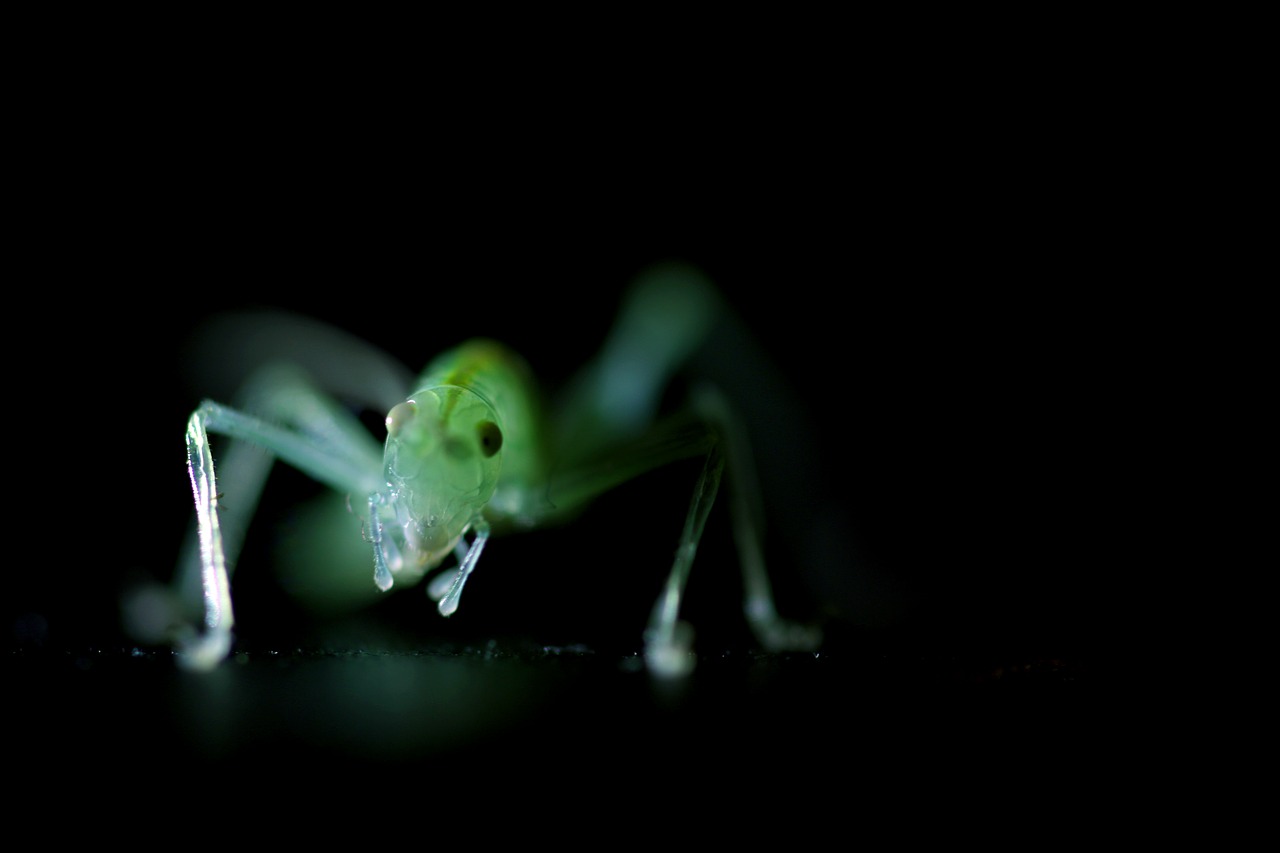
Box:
[9,625,1101,787]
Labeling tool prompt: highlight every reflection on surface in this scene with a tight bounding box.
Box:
[173,648,556,761]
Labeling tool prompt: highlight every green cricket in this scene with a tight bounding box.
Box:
[142,264,820,677]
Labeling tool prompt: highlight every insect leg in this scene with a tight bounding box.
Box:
[423,536,474,603]
[695,386,823,655]
[643,437,726,678]
[642,386,822,678]
[436,517,490,617]
[166,364,383,670]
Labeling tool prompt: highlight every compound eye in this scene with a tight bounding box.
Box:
[386,400,418,436]
[477,420,503,457]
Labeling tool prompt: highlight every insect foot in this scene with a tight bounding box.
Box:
[643,620,697,679]
[746,597,823,653]
[175,627,233,673]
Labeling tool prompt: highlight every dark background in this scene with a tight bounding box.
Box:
[6,95,1130,798]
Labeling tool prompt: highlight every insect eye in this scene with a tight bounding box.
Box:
[477,421,503,457]
[386,400,418,436]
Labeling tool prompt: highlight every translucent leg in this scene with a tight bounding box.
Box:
[553,263,720,464]
[424,539,470,602]
[168,365,384,671]
[438,518,490,617]
[426,567,458,603]
[177,409,236,671]
[642,389,822,679]
[644,443,725,678]
[541,265,820,677]
[698,386,823,654]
